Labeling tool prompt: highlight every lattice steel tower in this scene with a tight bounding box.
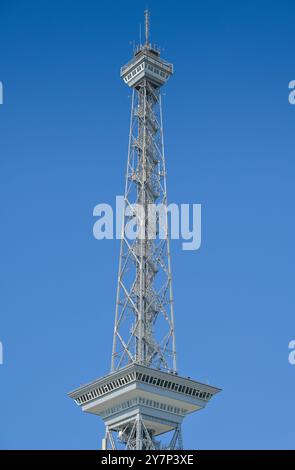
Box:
[69,11,220,450]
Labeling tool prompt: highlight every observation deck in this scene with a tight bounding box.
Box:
[120,45,173,89]
[69,364,221,436]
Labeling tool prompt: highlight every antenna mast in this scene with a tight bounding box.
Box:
[144,9,150,47]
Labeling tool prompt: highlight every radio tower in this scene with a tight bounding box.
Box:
[68,11,220,450]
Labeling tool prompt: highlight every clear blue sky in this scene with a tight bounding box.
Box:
[0,0,294,449]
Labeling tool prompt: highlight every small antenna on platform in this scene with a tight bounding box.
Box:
[144,9,150,48]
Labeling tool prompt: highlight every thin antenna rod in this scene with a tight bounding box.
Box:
[144,9,150,47]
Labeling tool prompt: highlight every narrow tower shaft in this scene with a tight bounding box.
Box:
[112,38,175,373]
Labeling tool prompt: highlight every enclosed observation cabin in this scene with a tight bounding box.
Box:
[120,45,173,89]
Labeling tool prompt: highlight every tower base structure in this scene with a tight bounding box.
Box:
[68,364,220,449]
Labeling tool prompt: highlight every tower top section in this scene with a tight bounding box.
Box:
[120,10,173,89]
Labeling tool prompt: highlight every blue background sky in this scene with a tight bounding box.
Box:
[0,0,294,449]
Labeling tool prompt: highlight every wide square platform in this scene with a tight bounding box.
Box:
[68,364,221,436]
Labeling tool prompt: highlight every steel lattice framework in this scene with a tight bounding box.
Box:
[111,81,177,375]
